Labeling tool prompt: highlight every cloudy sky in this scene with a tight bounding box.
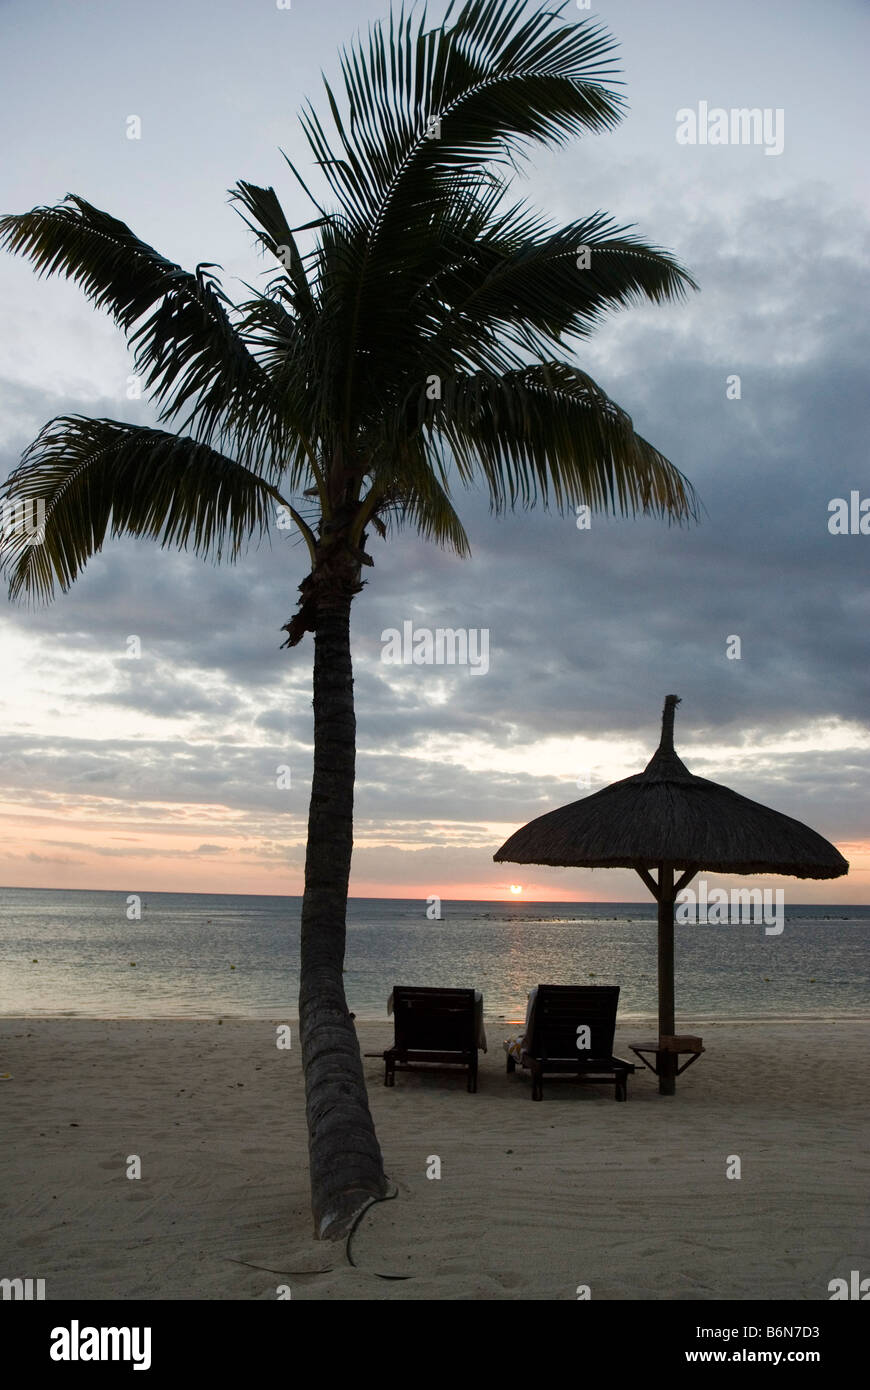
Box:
[0,0,867,902]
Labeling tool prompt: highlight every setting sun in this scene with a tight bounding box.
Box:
[509,884,523,895]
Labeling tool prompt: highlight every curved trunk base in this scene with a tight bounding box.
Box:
[300,984,389,1239]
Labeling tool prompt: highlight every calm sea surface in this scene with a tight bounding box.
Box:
[0,888,867,1021]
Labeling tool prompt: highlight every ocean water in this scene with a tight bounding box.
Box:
[0,888,867,1021]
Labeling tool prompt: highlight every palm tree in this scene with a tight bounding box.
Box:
[0,0,698,1239]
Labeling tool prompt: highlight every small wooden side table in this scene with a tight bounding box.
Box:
[629,1034,705,1078]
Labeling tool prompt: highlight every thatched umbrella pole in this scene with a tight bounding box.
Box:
[657,862,676,1093]
[636,701,700,1093]
[638,858,697,1094]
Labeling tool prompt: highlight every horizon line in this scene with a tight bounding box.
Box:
[0,884,866,906]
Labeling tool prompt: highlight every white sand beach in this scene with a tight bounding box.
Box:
[1,1017,867,1301]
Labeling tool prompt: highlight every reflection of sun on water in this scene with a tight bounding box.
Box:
[509,885,523,895]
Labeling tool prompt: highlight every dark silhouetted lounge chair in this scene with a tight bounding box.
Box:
[383,986,485,1092]
[504,984,634,1100]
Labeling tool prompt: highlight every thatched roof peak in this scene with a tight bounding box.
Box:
[640,694,692,783]
[660,693,680,753]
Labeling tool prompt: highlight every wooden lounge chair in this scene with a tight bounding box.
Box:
[505,984,635,1101]
[383,986,483,1092]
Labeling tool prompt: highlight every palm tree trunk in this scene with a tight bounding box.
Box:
[299,589,388,1239]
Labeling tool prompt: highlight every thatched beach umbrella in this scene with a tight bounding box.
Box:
[494,695,848,1094]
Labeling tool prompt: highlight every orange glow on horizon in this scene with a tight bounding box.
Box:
[0,797,865,904]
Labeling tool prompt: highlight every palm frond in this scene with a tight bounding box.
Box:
[230,180,321,317]
[0,197,283,469]
[0,416,309,602]
[360,439,471,557]
[303,1,624,230]
[420,361,698,521]
[422,208,698,365]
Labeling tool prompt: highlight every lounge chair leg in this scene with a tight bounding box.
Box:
[531,1063,543,1101]
[506,1054,516,1073]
